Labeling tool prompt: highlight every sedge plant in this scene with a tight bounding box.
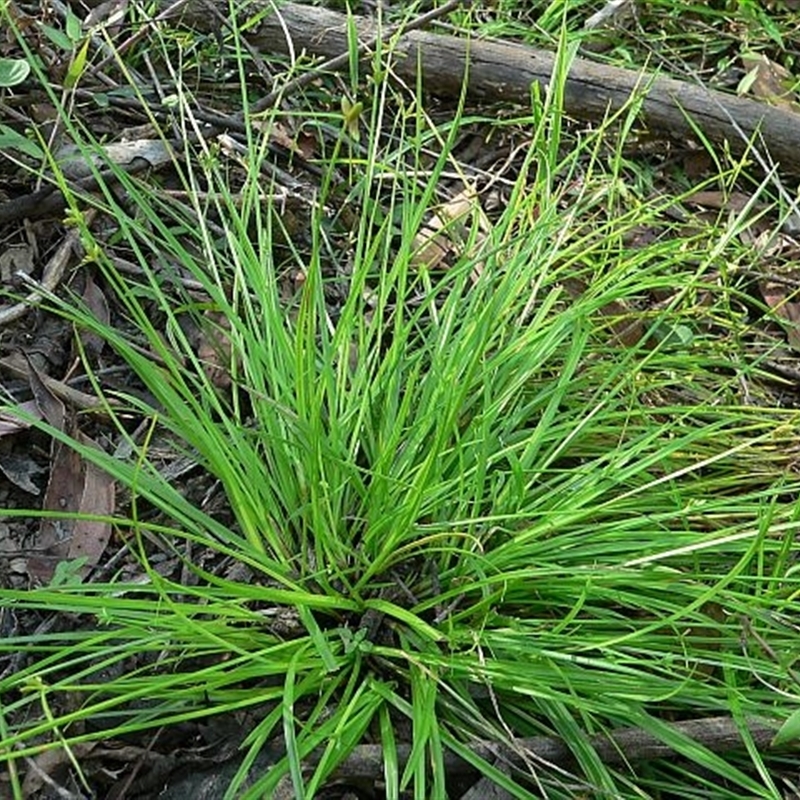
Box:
[1,7,800,799]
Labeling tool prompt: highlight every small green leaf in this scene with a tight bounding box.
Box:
[65,8,83,43]
[0,57,30,87]
[40,22,74,52]
[65,37,90,89]
[337,627,372,655]
[653,322,694,347]
[772,707,800,747]
[0,124,44,160]
[50,557,88,587]
[340,96,363,141]
[736,66,759,97]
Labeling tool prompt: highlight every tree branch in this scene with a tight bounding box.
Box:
[166,1,800,172]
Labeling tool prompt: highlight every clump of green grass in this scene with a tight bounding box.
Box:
[1,7,800,799]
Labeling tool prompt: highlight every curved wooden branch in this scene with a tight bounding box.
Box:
[168,1,800,172]
[320,715,779,779]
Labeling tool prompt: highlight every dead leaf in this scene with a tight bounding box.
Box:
[1,353,108,411]
[68,431,115,571]
[0,399,41,437]
[685,191,752,213]
[739,52,800,112]
[84,0,128,32]
[80,271,110,359]
[0,397,47,495]
[411,185,489,278]
[0,443,44,494]
[251,118,310,159]
[199,310,233,389]
[24,354,65,431]
[22,742,96,796]
[295,130,317,160]
[35,429,115,580]
[563,278,646,347]
[40,443,83,563]
[682,149,714,180]
[760,279,800,351]
[684,190,772,245]
[0,244,35,283]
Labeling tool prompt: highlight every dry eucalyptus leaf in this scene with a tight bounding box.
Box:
[0,244,35,282]
[739,52,799,112]
[24,355,65,432]
[67,432,115,572]
[80,270,110,359]
[562,278,645,348]
[199,310,234,389]
[411,186,489,277]
[40,443,83,563]
[0,445,44,494]
[21,742,97,796]
[252,117,307,157]
[760,279,800,351]
[686,190,751,213]
[685,190,772,245]
[0,399,41,436]
[35,428,115,580]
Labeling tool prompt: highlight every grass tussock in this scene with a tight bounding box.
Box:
[1,3,799,798]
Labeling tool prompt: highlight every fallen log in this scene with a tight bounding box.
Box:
[166,1,800,172]
[322,715,779,781]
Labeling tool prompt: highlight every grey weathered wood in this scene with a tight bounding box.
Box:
[166,1,800,171]
[318,715,778,779]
